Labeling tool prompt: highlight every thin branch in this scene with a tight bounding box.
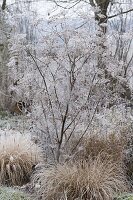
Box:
[57,103,69,162]
[62,74,97,134]
[52,0,81,9]
[26,49,59,141]
[108,8,133,19]
[40,100,57,161]
[50,71,64,121]
[71,97,101,154]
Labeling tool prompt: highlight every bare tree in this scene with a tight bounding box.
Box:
[4,0,133,163]
[47,0,133,107]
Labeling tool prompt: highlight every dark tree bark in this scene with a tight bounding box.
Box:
[90,0,110,25]
[2,0,6,10]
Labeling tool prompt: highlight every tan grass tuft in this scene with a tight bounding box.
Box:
[34,155,128,200]
[0,133,42,186]
[70,133,127,163]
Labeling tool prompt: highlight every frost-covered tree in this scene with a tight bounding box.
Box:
[48,0,133,107]
[89,0,133,105]
[5,0,38,105]
[3,0,133,162]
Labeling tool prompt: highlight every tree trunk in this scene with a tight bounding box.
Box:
[2,0,6,10]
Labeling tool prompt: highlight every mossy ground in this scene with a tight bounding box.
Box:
[0,110,9,119]
[0,187,31,200]
[116,193,133,200]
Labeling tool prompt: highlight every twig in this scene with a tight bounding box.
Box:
[108,8,133,19]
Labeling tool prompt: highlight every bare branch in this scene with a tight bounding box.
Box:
[108,8,133,19]
[71,97,101,154]
[51,0,81,9]
[57,103,69,162]
[26,49,60,142]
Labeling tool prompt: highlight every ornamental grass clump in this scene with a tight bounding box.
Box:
[0,133,42,186]
[83,132,126,162]
[69,132,127,163]
[34,155,128,200]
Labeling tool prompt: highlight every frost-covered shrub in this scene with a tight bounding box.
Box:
[34,155,128,200]
[0,187,31,200]
[6,2,133,165]
[0,133,43,186]
[0,115,31,132]
[90,105,133,136]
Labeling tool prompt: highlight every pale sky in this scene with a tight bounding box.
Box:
[0,0,56,18]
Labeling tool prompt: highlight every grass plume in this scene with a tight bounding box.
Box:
[0,133,42,186]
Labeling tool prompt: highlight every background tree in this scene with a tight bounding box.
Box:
[0,0,10,110]
[48,0,133,108]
